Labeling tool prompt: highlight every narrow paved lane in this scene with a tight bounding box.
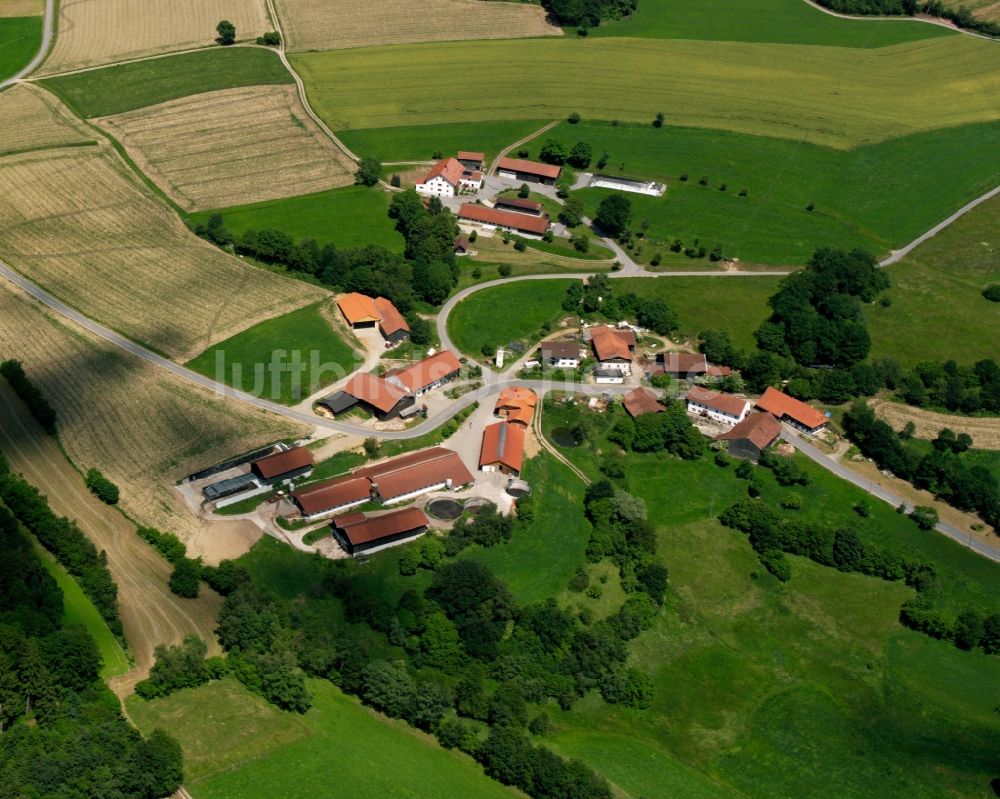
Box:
[0,0,55,90]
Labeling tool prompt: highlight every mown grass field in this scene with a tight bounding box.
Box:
[129,677,520,799]
[446,279,575,358]
[551,119,1000,265]
[31,540,130,679]
[337,119,549,164]
[189,186,405,252]
[292,35,1000,149]
[42,47,293,118]
[0,15,41,82]
[867,192,1000,366]
[186,302,361,405]
[589,0,953,45]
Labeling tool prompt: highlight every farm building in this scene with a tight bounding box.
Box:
[454,236,476,256]
[623,387,666,418]
[343,372,415,420]
[354,447,474,505]
[494,196,542,216]
[480,422,525,476]
[416,157,483,197]
[251,446,314,484]
[540,341,580,368]
[457,151,485,171]
[588,175,665,197]
[201,473,268,508]
[317,391,359,416]
[374,297,410,343]
[594,366,626,384]
[715,412,782,462]
[756,387,829,435]
[458,203,550,237]
[332,507,430,557]
[291,476,373,521]
[650,352,732,380]
[686,386,750,427]
[338,292,409,342]
[495,386,537,427]
[589,326,634,375]
[496,157,561,185]
[386,350,462,396]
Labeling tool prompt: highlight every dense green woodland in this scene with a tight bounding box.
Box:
[0,452,182,799]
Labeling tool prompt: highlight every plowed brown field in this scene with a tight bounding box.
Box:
[0,83,92,153]
[275,0,560,52]
[0,144,327,361]
[95,85,355,211]
[871,399,1000,450]
[37,0,268,75]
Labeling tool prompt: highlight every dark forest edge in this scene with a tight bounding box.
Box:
[814,0,1000,37]
[1,360,57,436]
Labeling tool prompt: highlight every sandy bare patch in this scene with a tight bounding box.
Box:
[0,83,92,153]
[276,0,560,52]
[95,85,355,211]
[0,279,309,555]
[871,399,1000,450]
[0,144,328,361]
[37,0,268,75]
[0,0,42,17]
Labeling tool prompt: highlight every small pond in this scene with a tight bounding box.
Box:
[551,427,583,447]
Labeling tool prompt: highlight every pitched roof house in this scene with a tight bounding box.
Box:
[479,422,525,475]
[756,387,828,434]
[337,293,381,327]
[686,385,750,426]
[386,351,462,395]
[715,412,782,462]
[416,157,465,198]
[622,387,666,418]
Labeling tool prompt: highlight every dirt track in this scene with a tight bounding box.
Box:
[0,381,222,697]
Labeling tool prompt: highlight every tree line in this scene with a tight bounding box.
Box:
[814,0,1000,37]
[0,466,183,798]
[541,0,638,29]
[562,273,678,335]
[0,359,57,435]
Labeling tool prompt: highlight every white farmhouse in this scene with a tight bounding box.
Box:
[416,158,464,198]
[686,385,750,427]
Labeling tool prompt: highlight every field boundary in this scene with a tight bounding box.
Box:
[0,0,54,90]
[800,0,998,41]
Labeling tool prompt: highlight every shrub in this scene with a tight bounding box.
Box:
[601,666,654,708]
[568,112,581,124]
[760,549,791,582]
[910,506,939,531]
[498,263,513,277]
[85,468,119,504]
[169,558,202,598]
[354,157,381,187]
[216,19,236,45]
[390,174,401,188]
[518,183,531,199]
[255,31,280,45]
[983,284,1000,302]
[781,494,803,510]
[653,112,665,128]
[513,240,527,252]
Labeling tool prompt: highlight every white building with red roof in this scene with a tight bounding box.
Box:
[686,386,750,427]
[416,158,465,198]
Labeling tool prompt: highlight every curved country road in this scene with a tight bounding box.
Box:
[0,0,55,90]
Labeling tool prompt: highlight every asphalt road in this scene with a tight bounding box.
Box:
[0,0,55,90]
[781,429,1000,563]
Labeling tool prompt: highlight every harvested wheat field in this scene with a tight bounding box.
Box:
[37,0,268,75]
[0,0,42,17]
[0,279,308,563]
[0,83,93,153]
[0,144,327,360]
[275,0,560,52]
[871,399,1000,450]
[95,85,355,211]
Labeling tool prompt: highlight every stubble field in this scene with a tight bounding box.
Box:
[0,144,328,360]
[95,85,356,211]
[275,0,559,52]
[0,0,43,15]
[37,0,269,75]
[0,83,93,153]
[871,400,1000,449]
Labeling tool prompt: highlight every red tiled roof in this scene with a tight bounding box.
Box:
[715,412,782,450]
[505,406,533,427]
[497,157,561,180]
[374,296,409,336]
[686,385,749,419]
[457,151,485,163]
[495,196,542,213]
[590,326,633,362]
[356,447,474,502]
[418,157,464,188]
[344,372,411,414]
[756,387,828,431]
[252,446,314,479]
[657,352,708,375]
[480,422,525,472]
[292,476,371,516]
[706,365,733,377]
[333,507,430,547]
[458,203,549,235]
[388,350,462,393]
[337,292,380,325]
[496,387,537,410]
[622,387,666,418]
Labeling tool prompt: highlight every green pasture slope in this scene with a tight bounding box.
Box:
[31,540,129,679]
[547,119,1000,264]
[338,119,549,164]
[189,186,405,253]
[446,278,574,358]
[41,47,293,118]
[128,678,518,799]
[186,302,361,405]
[590,0,952,46]
[0,16,41,82]
[537,404,1000,799]
[867,191,1000,366]
[291,36,1000,149]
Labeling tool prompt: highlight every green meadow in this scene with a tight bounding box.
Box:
[128,678,518,799]
[446,278,575,358]
[186,302,361,405]
[32,540,130,679]
[0,16,41,83]
[589,0,953,46]
[188,186,405,252]
[42,47,293,118]
[292,36,1000,149]
[867,192,1000,366]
